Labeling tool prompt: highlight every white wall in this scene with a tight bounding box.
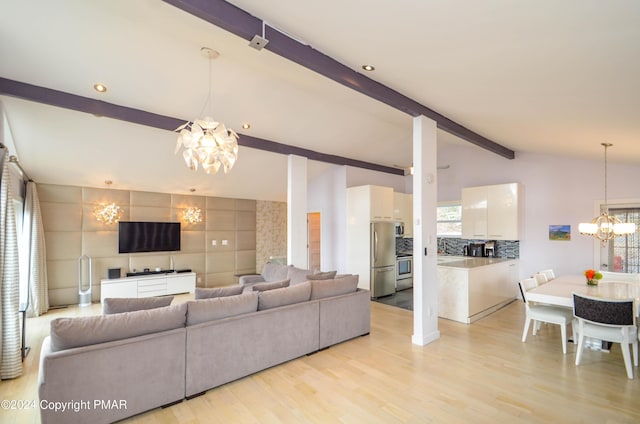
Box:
[307,143,640,281]
[346,166,407,191]
[437,144,640,279]
[308,165,347,272]
[308,165,406,273]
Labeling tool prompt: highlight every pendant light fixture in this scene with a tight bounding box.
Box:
[174,47,239,174]
[578,143,635,241]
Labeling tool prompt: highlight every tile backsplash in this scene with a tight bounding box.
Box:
[437,238,519,258]
[397,237,519,259]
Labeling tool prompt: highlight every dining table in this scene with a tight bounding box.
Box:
[525,274,640,350]
[526,274,640,315]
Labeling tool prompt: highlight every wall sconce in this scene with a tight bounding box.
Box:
[183,207,203,224]
[94,202,122,224]
[93,180,121,224]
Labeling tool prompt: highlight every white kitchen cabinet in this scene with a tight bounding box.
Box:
[393,192,405,221]
[393,192,413,237]
[461,186,488,239]
[348,185,394,222]
[100,272,196,303]
[462,183,522,240]
[370,185,394,221]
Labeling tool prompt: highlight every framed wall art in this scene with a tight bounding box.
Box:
[549,225,571,241]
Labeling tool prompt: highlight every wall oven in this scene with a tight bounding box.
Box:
[395,254,413,291]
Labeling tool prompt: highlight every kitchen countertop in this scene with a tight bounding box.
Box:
[437,256,516,269]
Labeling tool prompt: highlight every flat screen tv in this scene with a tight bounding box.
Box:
[118,221,181,254]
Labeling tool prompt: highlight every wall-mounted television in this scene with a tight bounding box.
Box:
[118,221,181,254]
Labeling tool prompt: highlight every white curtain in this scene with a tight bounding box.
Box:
[0,161,22,379]
[24,182,48,317]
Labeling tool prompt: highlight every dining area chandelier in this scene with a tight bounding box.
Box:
[578,143,635,241]
[174,47,239,174]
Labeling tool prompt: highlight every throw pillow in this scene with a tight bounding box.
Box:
[102,296,174,315]
[252,279,291,292]
[287,266,312,285]
[258,281,311,310]
[262,262,289,281]
[195,284,244,299]
[50,303,188,352]
[310,275,359,300]
[306,271,337,280]
[186,292,259,326]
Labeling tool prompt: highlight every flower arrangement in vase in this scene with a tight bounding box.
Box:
[584,269,603,286]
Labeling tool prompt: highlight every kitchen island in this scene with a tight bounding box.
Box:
[437,256,518,324]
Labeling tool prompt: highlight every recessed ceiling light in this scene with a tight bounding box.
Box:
[242,123,251,130]
[362,65,375,72]
[93,83,107,93]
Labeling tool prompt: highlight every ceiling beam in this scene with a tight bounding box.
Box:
[162,0,515,160]
[0,78,403,176]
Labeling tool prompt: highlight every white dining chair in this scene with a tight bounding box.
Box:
[539,269,555,281]
[599,271,640,283]
[519,278,574,354]
[573,293,638,379]
[534,272,549,285]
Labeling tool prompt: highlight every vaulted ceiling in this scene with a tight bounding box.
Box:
[1,0,639,201]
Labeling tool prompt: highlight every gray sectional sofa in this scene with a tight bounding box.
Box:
[38,275,370,424]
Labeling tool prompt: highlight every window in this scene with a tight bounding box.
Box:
[437,203,462,237]
[607,208,640,273]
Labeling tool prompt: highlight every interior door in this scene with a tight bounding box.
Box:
[307,212,321,272]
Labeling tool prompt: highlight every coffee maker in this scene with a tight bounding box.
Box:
[484,240,496,257]
[468,243,485,257]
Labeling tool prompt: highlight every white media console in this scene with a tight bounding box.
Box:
[100,272,196,303]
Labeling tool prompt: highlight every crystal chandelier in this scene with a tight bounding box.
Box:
[183,207,203,224]
[578,143,636,241]
[174,47,239,174]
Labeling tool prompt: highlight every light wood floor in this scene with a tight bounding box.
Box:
[2,297,640,423]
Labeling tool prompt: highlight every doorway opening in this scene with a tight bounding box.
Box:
[307,212,321,272]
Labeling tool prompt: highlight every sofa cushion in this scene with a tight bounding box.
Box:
[102,296,174,314]
[306,271,337,280]
[258,281,312,310]
[50,303,187,352]
[251,279,291,292]
[262,262,290,282]
[287,266,312,285]
[195,284,244,299]
[310,275,359,300]
[187,292,259,326]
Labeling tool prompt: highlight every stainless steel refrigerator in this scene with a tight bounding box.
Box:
[370,222,396,298]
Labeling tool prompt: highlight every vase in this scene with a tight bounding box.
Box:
[586,278,598,286]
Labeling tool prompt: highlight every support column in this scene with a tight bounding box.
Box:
[412,115,440,345]
[287,154,308,268]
